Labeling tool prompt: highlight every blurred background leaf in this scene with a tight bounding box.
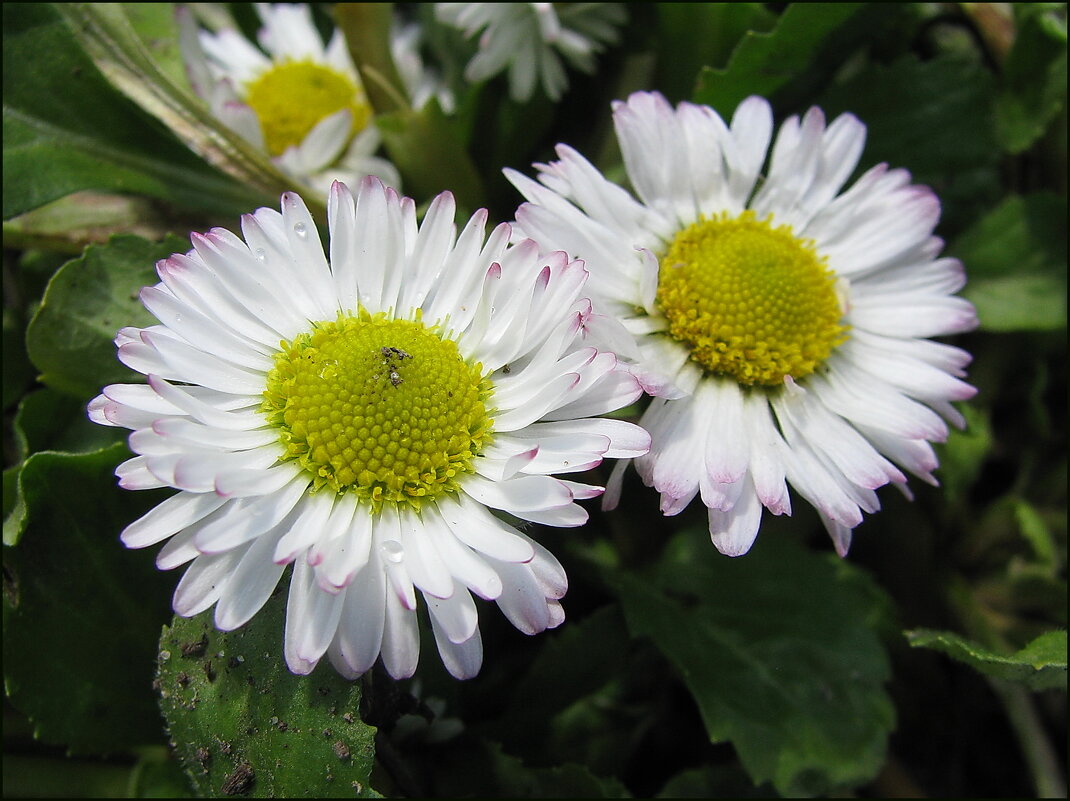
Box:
[2,3,263,223]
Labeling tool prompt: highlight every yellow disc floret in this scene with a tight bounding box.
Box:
[262,312,494,511]
[656,211,847,387]
[244,60,372,157]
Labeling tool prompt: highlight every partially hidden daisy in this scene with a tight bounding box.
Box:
[505,91,978,557]
[434,2,626,102]
[88,177,649,680]
[179,3,400,193]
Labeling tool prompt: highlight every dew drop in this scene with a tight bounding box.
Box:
[254,247,267,263]
[293,222,308,239]
[380,540,404,564]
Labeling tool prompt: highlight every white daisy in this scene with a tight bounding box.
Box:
[505,91,978,557]
[88,176,649,680]
[434,2,626,102]
[179,3,401,193]
[391,20,456,114]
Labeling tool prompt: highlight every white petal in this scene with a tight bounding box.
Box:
[333,559,387,676]
[380,580,420,679]
[214,526,287,630]
[121,490,228,549]
[708,474,763,557]
[425,582,479,644]
[284,558,343,674]
[172,547,246,617]
[436,494,536,563]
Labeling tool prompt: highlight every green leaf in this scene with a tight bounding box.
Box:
[430,738,630,799]
[905,629,1067,691]
[334,3,410,115]
[818,53,999,178]
[1012,499,1059,572]
[964,275,1067,331]
[1,3,261,220]
[2,444,175,753]
[3,191,176,255]
[694,4,867,116]
[935,404,993,500]
[2,306,35,412]
[488,604,631,758]
[375,99,486,215]
[121,3,191,91]
[25,233,187,398]
[127,746,196,798]
[52,3,309,217]
[13,388,126,463]
[653,3,777,103]
[157,587,379,798]
[995,4,1068,153]
[950,193,1068,331]
[609,529,895,797]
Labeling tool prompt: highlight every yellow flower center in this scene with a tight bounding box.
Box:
[656,211,847,387]
[262,312,493,511]
[244,60,372,157]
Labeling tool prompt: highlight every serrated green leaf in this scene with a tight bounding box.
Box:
[157,588,379,798]
[653,3,777,103]
[905,629,1067,691]
[2,444,175,753]
[694,4,866,115]
[1,3,261,220]
[950,193,1068,331]
[609,530,895,797]
[995,4,1067,153]
[25,233,187,398]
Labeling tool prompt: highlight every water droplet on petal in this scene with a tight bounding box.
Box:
[254,248,267,263]
[380,540,404,563]
[293,222,308,239]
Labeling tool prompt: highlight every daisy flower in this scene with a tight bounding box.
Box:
[434,2,626,102]
[179,3,400,193]
[505,91,978,557]
[391,19,456,114]
[87,177,649,680]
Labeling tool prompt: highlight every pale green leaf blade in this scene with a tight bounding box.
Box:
[905,629,1067,691]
